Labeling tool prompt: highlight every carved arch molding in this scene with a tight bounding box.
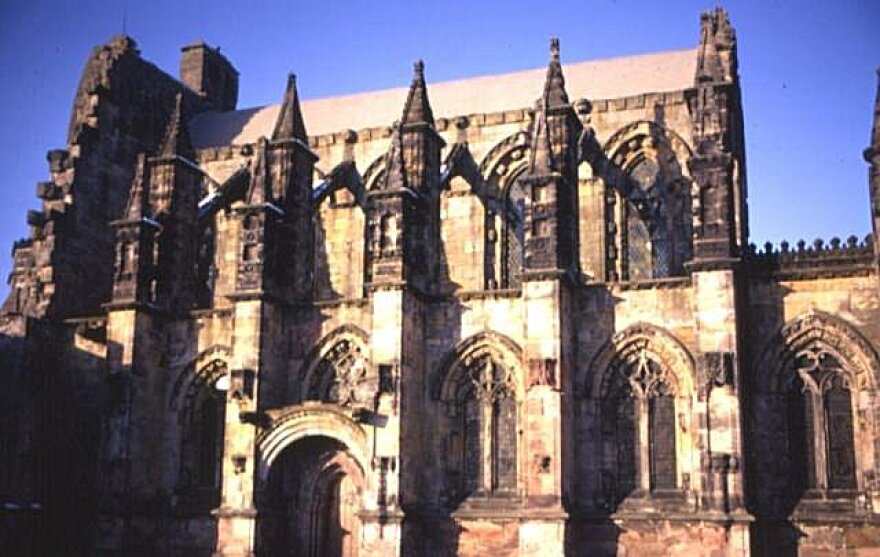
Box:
[585,323,696,398]
[754,311,880,394]
[256,403,370,483]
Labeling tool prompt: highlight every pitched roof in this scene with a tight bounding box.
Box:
[189,48,696,148]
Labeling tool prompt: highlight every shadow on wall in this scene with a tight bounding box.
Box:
[750,520,804,557]
[0,325,108,556]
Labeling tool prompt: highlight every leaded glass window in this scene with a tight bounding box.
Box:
[457,357,517,498]
[825,375,857,490]
[502,176,527,288]
[606,350,678,502]
[649,391,677,490]
[784,346,858,497]
[625,158,672,280]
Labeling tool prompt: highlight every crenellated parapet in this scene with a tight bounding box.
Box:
[747,235,875,279]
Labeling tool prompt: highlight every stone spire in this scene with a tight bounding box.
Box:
[247,137,270,205]
[543,38,569,109]
[272,73,308,142]
[688,8,743,263]
[868,68,880,157]
[695,8,737,83]
[529,38,574,176]
[529,104,556,176]
[382,125,408,191]
[159,92,193,158]
[123,154,150,220]
[401,60,434,126]
[695,12,722,83]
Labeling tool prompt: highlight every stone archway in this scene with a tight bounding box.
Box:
[255,404,369,557]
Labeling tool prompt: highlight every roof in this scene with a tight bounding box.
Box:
[189,48,697,149]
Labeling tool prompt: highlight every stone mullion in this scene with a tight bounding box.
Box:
[637,396,651,493]
[619,192,629,281]
[812,390,829,492]
[482,394,493,493]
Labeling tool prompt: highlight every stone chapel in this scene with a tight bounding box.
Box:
[2,7,880,556]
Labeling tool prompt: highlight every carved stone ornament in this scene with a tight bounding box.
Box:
[528,357,557,389]
[309,339,375,408]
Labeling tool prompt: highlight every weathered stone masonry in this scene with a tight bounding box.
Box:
[2,8,880,556]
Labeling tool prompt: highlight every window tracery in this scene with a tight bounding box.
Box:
[501,173,527,288]
[602,123,693,282]
[604,349,680,504]
[784,344,858,495]
[455,356,518,499]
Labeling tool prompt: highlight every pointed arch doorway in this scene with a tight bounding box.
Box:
[257,435,364,556]
[255,405,370,557]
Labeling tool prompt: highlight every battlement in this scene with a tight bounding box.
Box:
[747,234,875,278]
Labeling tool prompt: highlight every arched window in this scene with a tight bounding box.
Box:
[456,356,517,499]
[194,390,225,487]
[501,174,527,288]
[784,346,857,496]
[195,221,216,308]
[602,123,693,282]
[752,313,879,517]
[180,380,226,496]
[624,157,673,280]
[605,350,679,504]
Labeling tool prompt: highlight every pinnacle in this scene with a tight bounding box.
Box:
[871,68,880,150]
[272,72,308,141]
[401,59,434,126]
[695,11,722,82]
[123,154,150,220]
[528,109,556,176]
[159,92,193,158]
[382,125,408,190]
[542,37,569,110]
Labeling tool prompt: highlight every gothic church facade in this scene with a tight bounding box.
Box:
[3,8,880,556]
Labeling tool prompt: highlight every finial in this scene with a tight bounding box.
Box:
[414,59,424,79]
[550,37,560,62]
[272,72,308,141]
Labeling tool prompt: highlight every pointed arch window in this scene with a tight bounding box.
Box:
[180,377,227,498]
[604,129,694,283]
[784,346,858,497]
[501,174,528,288]
[605,351,679,504]
[625,158,671,280]
[457,357,517,498]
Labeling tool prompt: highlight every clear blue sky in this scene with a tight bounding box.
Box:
[0,1,877,294]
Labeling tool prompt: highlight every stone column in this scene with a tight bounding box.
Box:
[214,298,263,557]
[691,268,752,550]
[519,278,570,556]
[360,286,413,556]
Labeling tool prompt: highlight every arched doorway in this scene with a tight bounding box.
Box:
[257,435,364,557]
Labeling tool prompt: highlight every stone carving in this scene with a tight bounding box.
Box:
[528,357,557,388]
[308,339,374,408]
[702,351,734,395]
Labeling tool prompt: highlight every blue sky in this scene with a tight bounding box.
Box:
[0,0,877,294]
